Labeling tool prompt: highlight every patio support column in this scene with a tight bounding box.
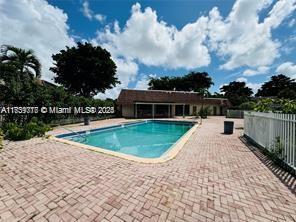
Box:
[152,104,155,119]
[168,105,170,118]
[183,104,185,118]
[172,105,175,117]
[135,104,137,118]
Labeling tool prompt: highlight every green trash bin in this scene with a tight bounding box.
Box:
[84,116,90,125]
[224,121,234,134]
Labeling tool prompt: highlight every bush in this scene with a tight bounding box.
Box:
[2,117,51,141]
[254,98,296,114]
[198,106,210,119]
[3,83,117,124]
[270,136,284,161]
[238,101,256,110]
[0,129,3,150]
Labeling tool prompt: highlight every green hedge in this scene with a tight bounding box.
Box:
[2,117,51,141]
[254,98,296,114]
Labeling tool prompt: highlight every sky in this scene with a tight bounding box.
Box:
[0,0,296,99]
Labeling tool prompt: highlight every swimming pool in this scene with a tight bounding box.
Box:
[56,120,196,161]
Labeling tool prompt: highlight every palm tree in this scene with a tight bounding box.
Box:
[1,45,41,79]
[0,45,41,108]
[197,88,209,124]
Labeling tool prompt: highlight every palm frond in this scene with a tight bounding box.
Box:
[1,46,42,78]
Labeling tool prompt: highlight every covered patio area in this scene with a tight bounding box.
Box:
[135,103,190,118]
[117,89,230,118]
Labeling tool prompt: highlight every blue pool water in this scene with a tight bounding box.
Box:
[59,121,194,158]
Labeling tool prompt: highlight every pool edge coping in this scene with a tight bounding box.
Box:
[50,120,199,164]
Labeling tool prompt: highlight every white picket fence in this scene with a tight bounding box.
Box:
[244,111,296,170]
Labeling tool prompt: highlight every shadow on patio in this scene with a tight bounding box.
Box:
[240,136,296,195]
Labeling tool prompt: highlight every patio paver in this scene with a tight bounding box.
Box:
[0,117,295,221]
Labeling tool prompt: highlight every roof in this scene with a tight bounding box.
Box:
[35,79,57,87]
[117,89,231,106]
[204,98,231,107]
[117,89,203,105]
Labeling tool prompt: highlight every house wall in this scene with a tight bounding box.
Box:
[171,105,175,117]
[189,104,202,116]
[221,107,227,115]
[189,105,193,115]
[204,105,218,116]
[190,104,224,116]
[121,105,134,118]
[207,106,214,115]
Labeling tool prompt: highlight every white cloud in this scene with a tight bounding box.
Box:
[236,77,262,93]
[95,0,295,85]
[134,74,156,90]
[236,77,247,82]
[276,62,296,78]
[246,82,262,94]
[0,0,75,81]
[82,1,105,23]
[93,2,211,98]
[242,66,269,76]
[82,1,92,20]
[264,0,296,28]
[114,58,139,86]
[134,76,149,90]
[96,3,210,69]
[94,14,106,23]
[208,0,296,70]
[93,1,296,98]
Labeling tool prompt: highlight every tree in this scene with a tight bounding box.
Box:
[148,71,213,92]
[220,81,253,107]
[50,42,119,98]
[0,45,40,106]
[148,76,174,90]
[238,101,256,110]
[184,72,214,92]
[1,45,41,79]
[256,74,296,99]
[0,45,41,124]
[278,88,296,100]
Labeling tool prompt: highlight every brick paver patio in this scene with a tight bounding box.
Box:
[0,117,295,221]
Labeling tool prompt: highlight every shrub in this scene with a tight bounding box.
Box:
[238,101,256,110]
[254,98,296,114]
[270,136,284,160]
[198,106,210,119]
[2,118,51,141]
